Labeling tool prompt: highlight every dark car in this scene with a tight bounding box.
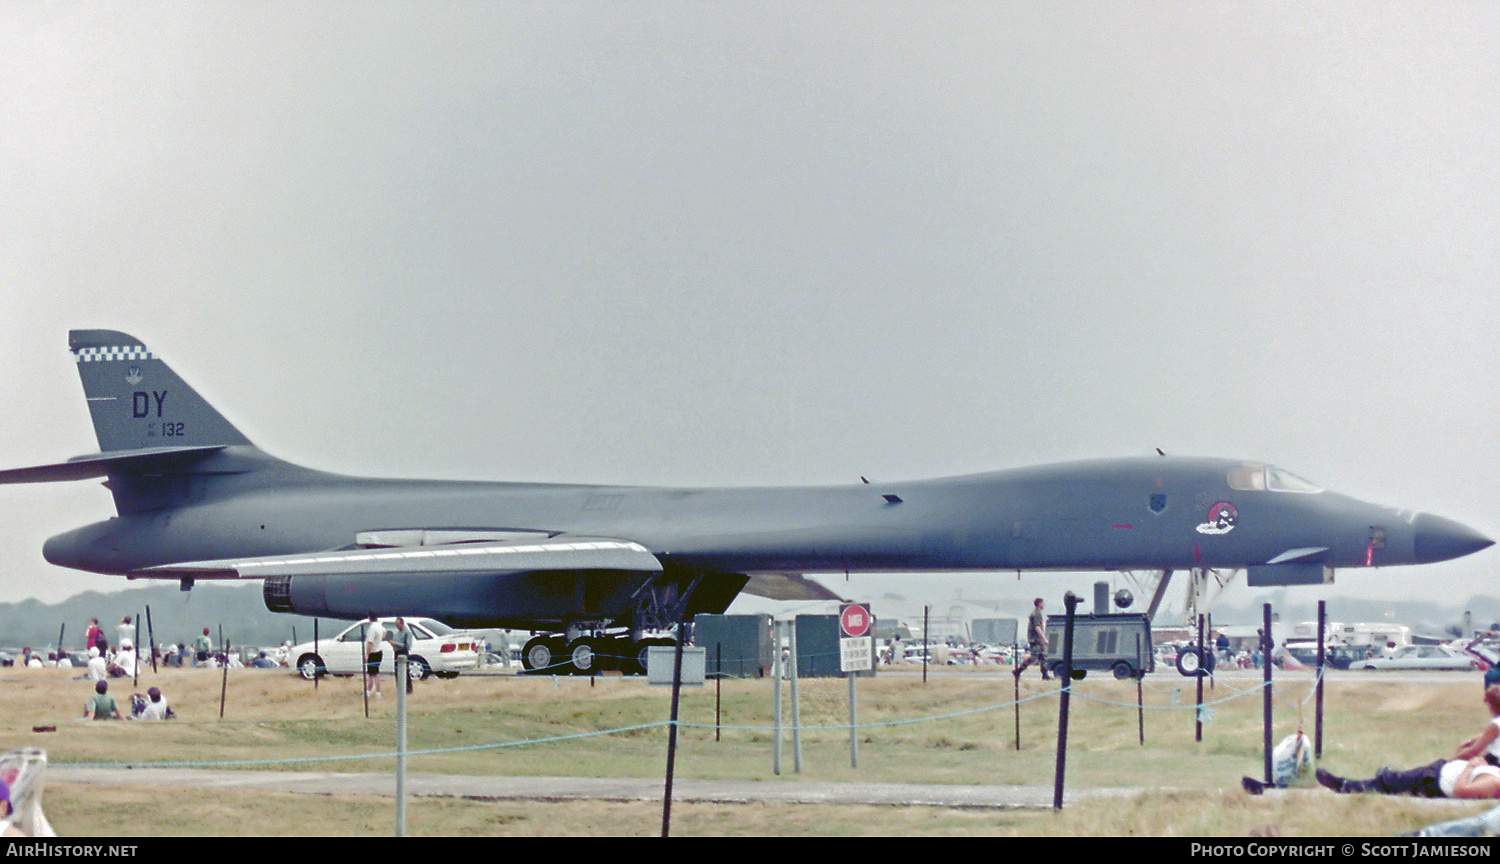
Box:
[1284,644,1366,670]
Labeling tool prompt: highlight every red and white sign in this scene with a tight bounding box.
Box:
[840,603,871,638]
[840,603,873,673]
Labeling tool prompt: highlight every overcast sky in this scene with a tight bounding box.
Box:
[2,4,1496,621]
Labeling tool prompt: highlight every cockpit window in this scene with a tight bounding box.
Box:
[1226,463,1323,494]
[1266,467,1322,494]
[1227,464,1266,491]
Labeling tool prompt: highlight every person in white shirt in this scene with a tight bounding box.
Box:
[85,647,107,682]
[110,639,137,678]
[116,616,135,652]
[136,686,170,720]
[362,614,385,697]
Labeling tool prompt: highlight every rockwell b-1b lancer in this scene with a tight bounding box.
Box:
[1,331,1491,674]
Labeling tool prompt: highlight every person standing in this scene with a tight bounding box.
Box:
[1012,597,1052,680]
[116,617,135,652]
[386,617,415,694]
[193,628,212,667]
[362,614,385,698]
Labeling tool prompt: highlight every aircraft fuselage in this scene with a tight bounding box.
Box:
[40,448,1476,580]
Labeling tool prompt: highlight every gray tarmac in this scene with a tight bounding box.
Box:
[51,765,1141,809]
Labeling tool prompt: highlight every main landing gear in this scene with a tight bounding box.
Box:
[521,633,676,676]
[519,570,701,675]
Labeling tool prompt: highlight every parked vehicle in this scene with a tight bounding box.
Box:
[1042,613,1155,679]
[291,618,480,681]
[1282,641,1367,670]
[1353,644,1480,671]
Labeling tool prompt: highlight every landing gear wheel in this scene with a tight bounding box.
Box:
[567,638,598,675]
[1176,646,1214,677]
[625,637,675,676]
[522,636,561,674]
[623,639,651,676]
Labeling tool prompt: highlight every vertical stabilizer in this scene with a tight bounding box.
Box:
[70,330,252,452]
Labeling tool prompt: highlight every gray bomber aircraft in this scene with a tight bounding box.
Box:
[1,330,1492,674]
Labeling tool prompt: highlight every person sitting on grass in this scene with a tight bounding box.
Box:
[1246,686,1500,796]
[1312,685,1500,797]
[83,680,122,720]
[132,686,172,720]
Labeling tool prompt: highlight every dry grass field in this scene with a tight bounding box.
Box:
[2,664,1494,836]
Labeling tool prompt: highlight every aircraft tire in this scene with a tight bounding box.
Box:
[1176,647,1214,677]
[566,638,598,675]
[522,636,557,675]
[622,639,651,676]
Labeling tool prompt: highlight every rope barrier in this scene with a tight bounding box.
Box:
[51,666,1327,771]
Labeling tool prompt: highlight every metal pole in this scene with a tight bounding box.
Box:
[1195,613,1205,742]
[847,671,858,769]
[1316,600,1326,759]
[790,618,802,773]
[773,620,783,776]
[661,621,688,837]
[715,643,722,743]
[1013,669,1021,751]
[1262,603,1274,785]
[396,655,407,837]
[362,622,370,719]
[1136,633,1144,746]
[922,606,929,683]
[219,638,229,719]
[1052,592,1078,810]
[146,607,157,674]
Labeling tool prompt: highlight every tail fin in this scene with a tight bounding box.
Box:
[70,330,251,451]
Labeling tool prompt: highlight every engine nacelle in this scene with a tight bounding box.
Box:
[262,568,746,631]
[262,569,653,630]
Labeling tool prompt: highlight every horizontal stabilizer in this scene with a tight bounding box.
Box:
[132,536,663,580]
[0,446,227,484]
[741,572,845,602]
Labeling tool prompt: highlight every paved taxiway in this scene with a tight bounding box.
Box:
[51,765,1140,809]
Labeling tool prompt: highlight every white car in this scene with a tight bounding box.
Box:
[1354,644,1480,671]
[290,618,480,681]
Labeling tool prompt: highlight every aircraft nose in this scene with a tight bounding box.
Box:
[1413,513,1494,564]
